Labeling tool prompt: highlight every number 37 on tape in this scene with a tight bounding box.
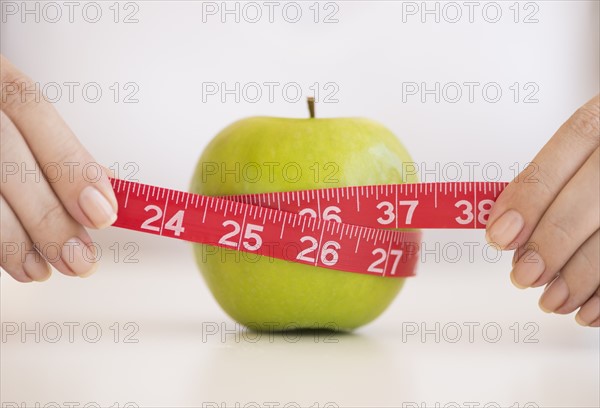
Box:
[110,179,507,278]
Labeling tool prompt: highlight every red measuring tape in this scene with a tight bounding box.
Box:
[109,178,508,278]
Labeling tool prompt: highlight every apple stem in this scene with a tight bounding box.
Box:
[307,96,315,118]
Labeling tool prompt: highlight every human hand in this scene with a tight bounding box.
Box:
[1,55,118,282]
[486,95,599,327]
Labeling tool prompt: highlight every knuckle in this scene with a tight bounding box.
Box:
[0,246,20,268]
[567,98,600,146]
[529,165,554,194]
[33,200,68,233]
[52,138,83,167]
[0,245,28,282]
[580,236,600,273]
[542,213,574,250]
[0,70,41,115]
[508,164,553,205]
[1,267,31,283]
[47,140,92,184]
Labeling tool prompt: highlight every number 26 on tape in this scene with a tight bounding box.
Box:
[297,238,340,266]
[299,206,342,223]
[141,205,186,236]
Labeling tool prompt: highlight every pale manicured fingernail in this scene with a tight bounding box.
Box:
[100,178,119,209]
[575,296,600,327]
[575,314,588,327]
[509,271,527,289]
[79,186,117,228]
[486,210,524,249]
[511,250,545,288]
[539,276,569,313]
[61,238,97,277]
[23,253,51,282]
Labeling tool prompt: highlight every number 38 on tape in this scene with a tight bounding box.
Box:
[110,178,507,278]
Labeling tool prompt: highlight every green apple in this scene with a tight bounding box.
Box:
[190,104,418,331]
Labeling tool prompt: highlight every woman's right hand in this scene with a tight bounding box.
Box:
[1,55,118,282]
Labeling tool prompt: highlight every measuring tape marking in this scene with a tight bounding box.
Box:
[224,181,508,229]
[110,178,507,278]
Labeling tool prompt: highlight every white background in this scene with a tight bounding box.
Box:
[1,1,599,407]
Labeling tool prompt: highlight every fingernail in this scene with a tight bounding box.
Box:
[23,252,51,282]
[575,296,600,327]
[510,271,527,289]
[539,276,568,313]
[575,314,588,327]
[79,186,117,228]
[486,210,524,249]
[61,238,97,277]
[511,250,545,288]
[99,178,119,209]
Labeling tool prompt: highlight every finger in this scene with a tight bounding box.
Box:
[510,148,599,288]
[486,95,599,250]
[575,289,600,327]
[537,230,599,314]
[0,195,51,282]
[102,165,115,178]
[1,195,33,282]
[0,55,117,229]
[0,110,97,277]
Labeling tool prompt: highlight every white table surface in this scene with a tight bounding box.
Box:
[1,229,598,408]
